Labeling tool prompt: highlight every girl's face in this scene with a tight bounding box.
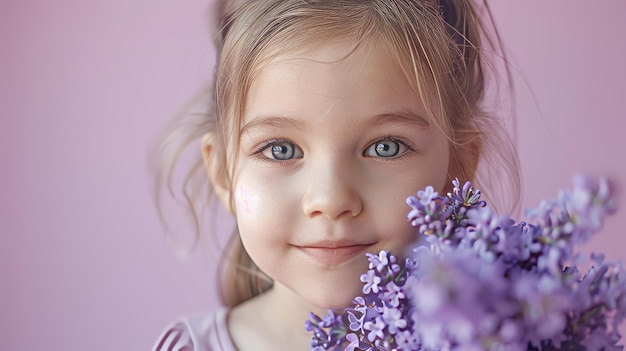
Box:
[232,41,450,309]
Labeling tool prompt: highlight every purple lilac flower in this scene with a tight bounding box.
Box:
[345,333,360,351]
[381,305,406,334]
[364,317,385,342]
[360,270,381,294]
[395,329,420,351]
[367,251,390,273]
[410,247,524,350]
[347,311,363,332]
[307,175,625,351]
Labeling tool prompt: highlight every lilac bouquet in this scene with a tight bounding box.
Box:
[306,175,626,350]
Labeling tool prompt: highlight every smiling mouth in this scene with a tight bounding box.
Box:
[297,244,372,266]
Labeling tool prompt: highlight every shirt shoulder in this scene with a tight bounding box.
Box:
[153,307,236,351]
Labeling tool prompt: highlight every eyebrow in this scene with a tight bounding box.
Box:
[355,109,431,132]
[240,116,307,137]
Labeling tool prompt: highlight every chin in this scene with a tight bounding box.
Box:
[304,283,362,312]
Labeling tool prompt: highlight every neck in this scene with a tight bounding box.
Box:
[229,283,329,350]
[277,283,331,313]
[260,283,323,342]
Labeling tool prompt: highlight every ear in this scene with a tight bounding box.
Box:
[201,133,233,213]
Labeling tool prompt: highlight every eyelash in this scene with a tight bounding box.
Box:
[250,136,416,164]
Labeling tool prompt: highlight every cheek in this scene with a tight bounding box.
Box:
[234,184,259,215]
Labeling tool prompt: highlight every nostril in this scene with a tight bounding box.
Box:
[308,210,323,218]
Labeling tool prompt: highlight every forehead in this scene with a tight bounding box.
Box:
[264,41,394,89]
[244,39,430,121]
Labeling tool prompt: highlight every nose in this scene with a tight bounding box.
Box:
[302,158,363,220]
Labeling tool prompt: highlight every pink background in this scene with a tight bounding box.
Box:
[2,1,625,350]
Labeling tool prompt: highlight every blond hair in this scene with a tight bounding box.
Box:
[154,0,520,308]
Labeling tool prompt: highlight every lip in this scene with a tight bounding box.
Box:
[296,241,373,266]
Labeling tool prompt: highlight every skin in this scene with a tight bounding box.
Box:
[205,40,451,350]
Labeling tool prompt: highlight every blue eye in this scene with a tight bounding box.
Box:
[364,138,408,158]
[261,141,303,160]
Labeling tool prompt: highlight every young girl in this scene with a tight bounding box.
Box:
[154,0,519,349]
